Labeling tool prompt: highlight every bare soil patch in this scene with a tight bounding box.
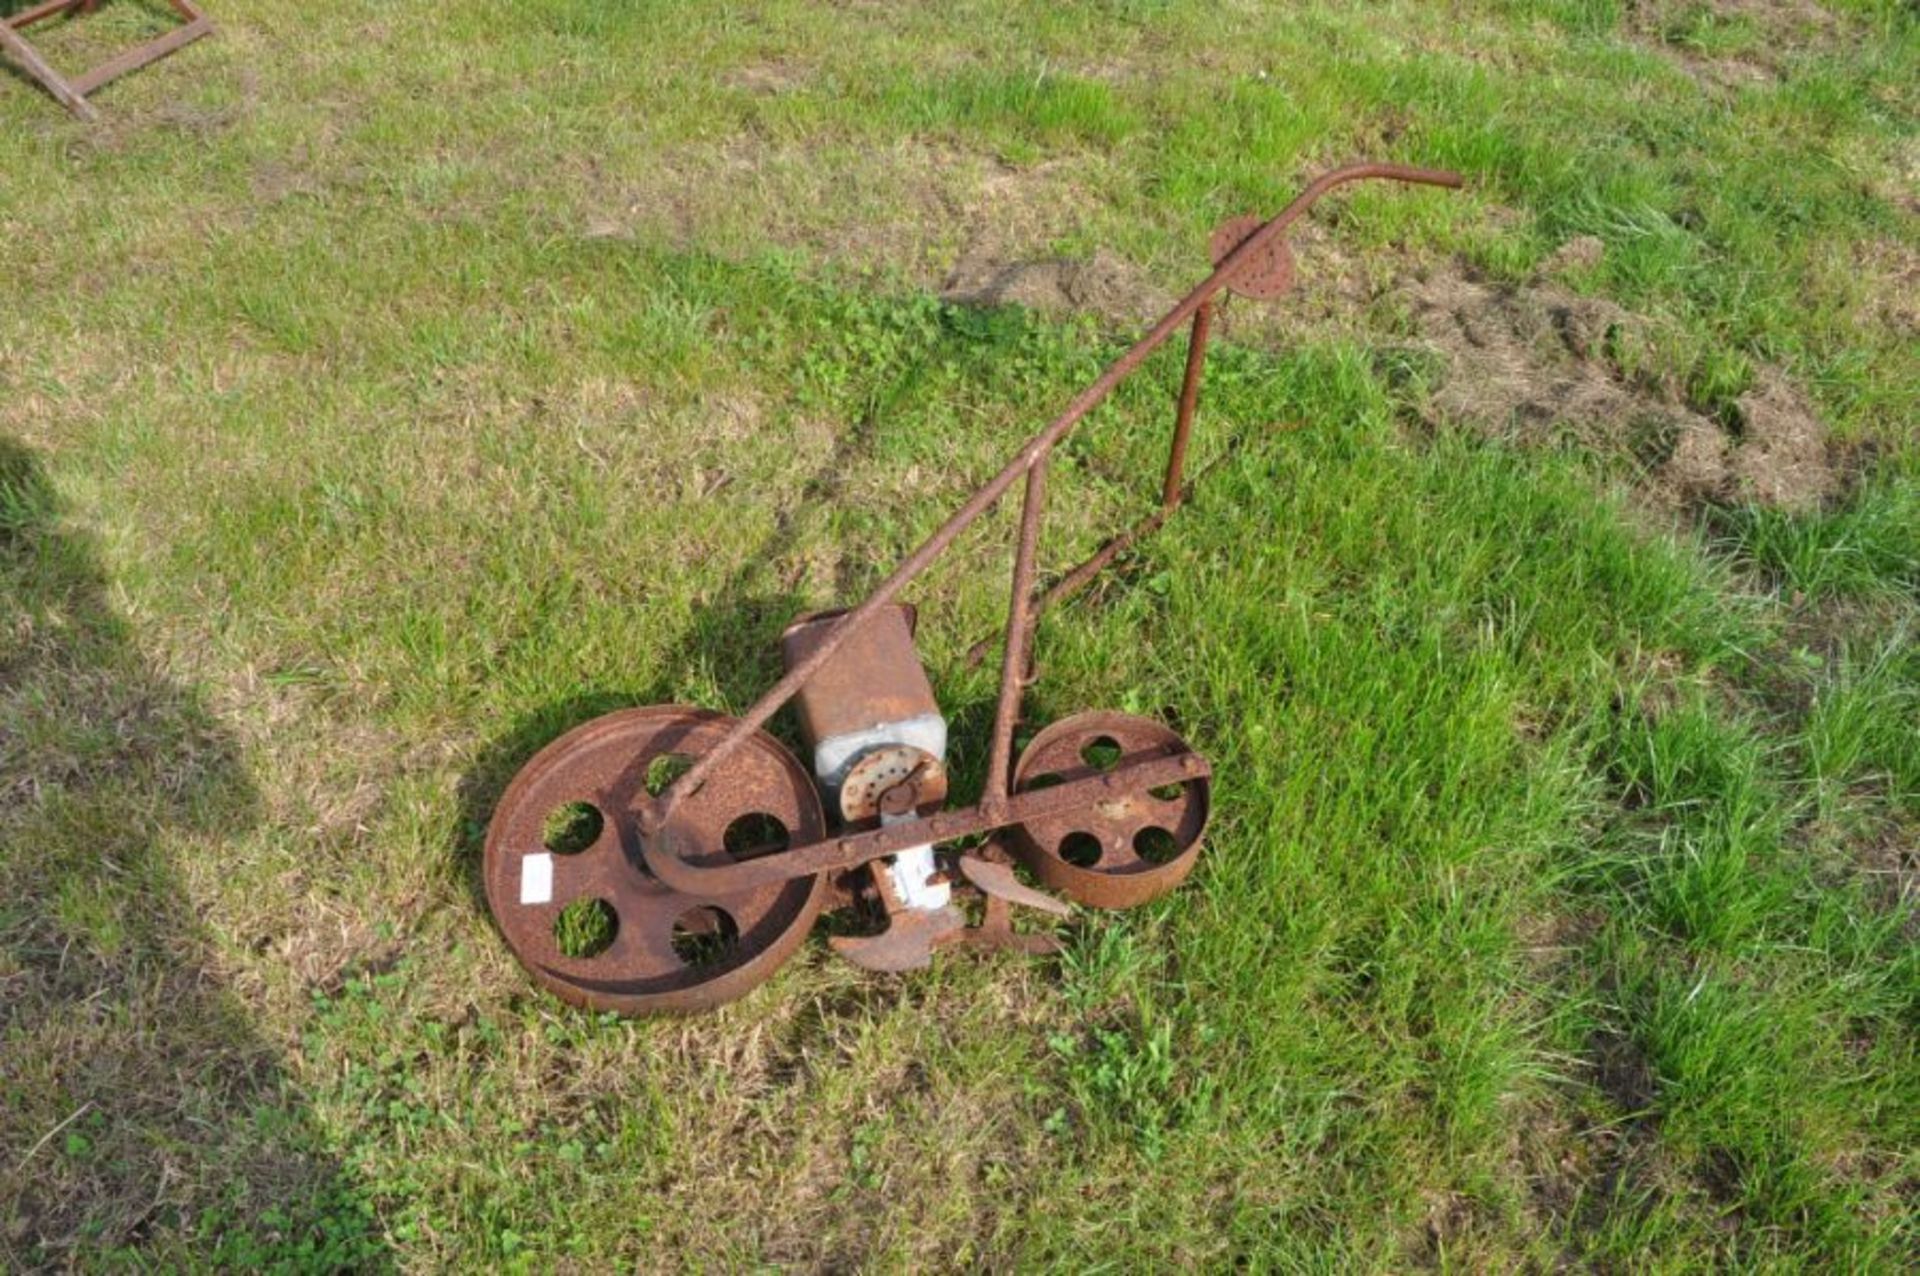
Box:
[723,59,813,96]
[1628,0,1843,90]
[1856,236,1919,336]
[940,245,1171,328]
[1692,0,1835,29]
[580,121,1853,517]
[1402,255,1839,512]
[935,224,1844,514]
[577,142,1111,295]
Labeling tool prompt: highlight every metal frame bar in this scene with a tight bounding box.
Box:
[638,163,1463,892]
[2,0,212,120]
[980,457,1048,821]
[960,292,1219,669]
[640,750,1210,897]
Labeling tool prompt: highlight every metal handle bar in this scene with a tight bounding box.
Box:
[644,162,1462,829]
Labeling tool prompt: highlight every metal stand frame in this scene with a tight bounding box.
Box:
[634,163,1465,897]
[1,0,213,121]
[479,161,1466,1011]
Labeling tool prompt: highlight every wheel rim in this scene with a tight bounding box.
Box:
[1008,711,1208,909]
[482,705,827,1014]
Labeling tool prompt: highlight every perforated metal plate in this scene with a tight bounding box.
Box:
[1209,214,1296,300]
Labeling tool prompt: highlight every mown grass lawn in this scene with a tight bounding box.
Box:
[2,0,1915,1269]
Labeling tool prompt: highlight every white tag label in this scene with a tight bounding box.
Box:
[520,853,554,905]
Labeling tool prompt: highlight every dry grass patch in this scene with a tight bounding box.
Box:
[1399,255,1843,513]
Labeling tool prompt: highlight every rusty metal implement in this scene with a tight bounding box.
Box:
[484,162,1462,1014]
[0,0,214,122]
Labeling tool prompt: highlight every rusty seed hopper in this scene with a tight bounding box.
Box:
[483,163,1463,1014]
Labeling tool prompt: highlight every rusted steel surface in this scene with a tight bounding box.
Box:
[642,747,1210,896]
[990,425,1296,667]
[835,852,1073,969]
[958,888,1063,956]
[961,499,1172,671]
[831,904,967,972]
[959,854,1073,917]
[780,605,937,754]
[0,20,94,120]
[652,163,1463,818]
[482,706,827,1014]
[982,458,1049,818]
[485,164,1462,1012]
[1007,712,1210,909]
[2,0,213,120]
[1209,214,1298,300]
[829,820,965,971]
[1164,297,1216,509]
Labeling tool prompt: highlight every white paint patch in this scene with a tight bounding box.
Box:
[520,852,554,905]
[882,808,951,912]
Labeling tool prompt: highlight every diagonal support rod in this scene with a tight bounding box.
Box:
[644,162,1463,834]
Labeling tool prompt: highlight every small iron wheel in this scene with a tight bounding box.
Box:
[482,705,827,1014]
[1007,711,1209,909]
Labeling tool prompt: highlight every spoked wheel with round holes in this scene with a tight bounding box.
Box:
[1007,711,1209,909]
[482,705,828,1014]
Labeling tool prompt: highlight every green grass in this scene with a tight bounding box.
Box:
[2,0,1916,1268]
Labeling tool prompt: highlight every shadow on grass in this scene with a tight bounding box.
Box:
[0,438,389,1268]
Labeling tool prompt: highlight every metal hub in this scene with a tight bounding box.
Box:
[1008,711,1209,908]
[481,705,827,1014]
[839,744,948,823]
